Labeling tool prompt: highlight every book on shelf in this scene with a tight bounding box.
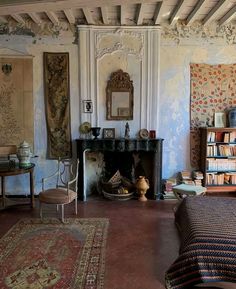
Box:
[207,144,236,157]
[206,172,224,185]
[215,131,224,142]
[207,131,236,143]
[218,145,236,156]
[229,131,236,143]
[207,131,215,142]
[206,158,236,171]
[223,133,230,143]
[206,172,236,185]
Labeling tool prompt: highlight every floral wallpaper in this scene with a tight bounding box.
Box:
[190,63,236,168]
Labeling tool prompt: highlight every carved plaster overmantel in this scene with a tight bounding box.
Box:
[77,25,161,133]
[95,28,144,60]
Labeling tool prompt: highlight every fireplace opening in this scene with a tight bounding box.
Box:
[99,151,155,199]
[77,138,163,201]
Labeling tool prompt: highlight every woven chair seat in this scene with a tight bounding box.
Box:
[39,189,77,204]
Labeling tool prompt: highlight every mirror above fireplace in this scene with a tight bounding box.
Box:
[106,69,134,120]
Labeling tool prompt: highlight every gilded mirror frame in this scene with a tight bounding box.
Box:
[106,69,134,120]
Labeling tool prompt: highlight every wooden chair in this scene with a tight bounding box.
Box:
[39,158,79,222]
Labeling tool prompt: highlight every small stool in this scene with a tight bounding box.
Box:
[172,184,207,201]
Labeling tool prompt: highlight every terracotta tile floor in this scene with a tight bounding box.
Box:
[0,197,233,289]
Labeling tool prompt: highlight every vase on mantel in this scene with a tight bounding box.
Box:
[228,107,236,127]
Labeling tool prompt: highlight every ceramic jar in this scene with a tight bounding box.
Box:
[135,176,149,202]
[17,141,32,167]
[228,107,236,127]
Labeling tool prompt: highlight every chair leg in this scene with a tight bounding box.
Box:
[61,204,64,223]
[56,204,59,211]
[39,202,43,220]
[75,198,77,215]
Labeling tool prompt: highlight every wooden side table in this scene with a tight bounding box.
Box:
[0,163,35,208]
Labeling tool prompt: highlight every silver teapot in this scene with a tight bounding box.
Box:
[17,141,32,167]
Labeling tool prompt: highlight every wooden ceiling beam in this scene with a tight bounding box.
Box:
[186,0,206,25]
[46,11,59,24]
[169,0,188,25]
[11,13,25,24]
[28,12,41,24]
[153,1,163,25]
[202,0,231,25]
[218,5,236,26]
[0,0,157,16]
[136,3,144,25]
[64,9,75,24]
[82,7,94,24]
[101,6,109,24]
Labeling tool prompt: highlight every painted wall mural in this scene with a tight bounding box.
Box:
[0,58,34,148]
[190,63,236,168]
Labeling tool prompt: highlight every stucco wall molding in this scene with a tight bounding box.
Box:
[77,25,161,132]
[162,20,236,46]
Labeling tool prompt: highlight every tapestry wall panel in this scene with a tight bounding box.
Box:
[0,58,33,148]
[44,52,71,159]
[190,63,236,168]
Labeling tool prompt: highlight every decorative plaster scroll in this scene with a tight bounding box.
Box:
[162,20,236,45]
[0,19,74,38]
[0,58,33,148]
[95,29,144,60]
[44,52,72,159]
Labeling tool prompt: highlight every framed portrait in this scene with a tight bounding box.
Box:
[214,112,226,127]
[103,128,115,139]
[83,100,93,113]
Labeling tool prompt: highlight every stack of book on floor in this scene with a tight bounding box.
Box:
[163,178,177,200]
[192,171,203,186]
[180,170,195,185]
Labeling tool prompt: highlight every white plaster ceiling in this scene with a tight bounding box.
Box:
[0,0,236,27]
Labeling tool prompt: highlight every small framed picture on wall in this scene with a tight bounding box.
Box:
[83,100,93,113]
[214,112,226,127]
[103,128,115,139]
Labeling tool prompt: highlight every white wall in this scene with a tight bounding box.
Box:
[0,34,79,195]
[1,21,236,196]
[160,22,236,178]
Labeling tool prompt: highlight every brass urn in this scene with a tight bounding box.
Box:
[135,176,149,202]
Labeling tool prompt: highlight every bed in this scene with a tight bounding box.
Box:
[165,196,236,289]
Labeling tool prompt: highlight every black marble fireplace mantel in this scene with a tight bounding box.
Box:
[76,138,164,201]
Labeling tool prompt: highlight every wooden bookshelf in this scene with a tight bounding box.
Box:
[200,127,236,194]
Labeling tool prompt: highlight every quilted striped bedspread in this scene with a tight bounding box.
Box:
[165,196,236,289]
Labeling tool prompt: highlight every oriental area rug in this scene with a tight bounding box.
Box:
[0,218,109,289]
